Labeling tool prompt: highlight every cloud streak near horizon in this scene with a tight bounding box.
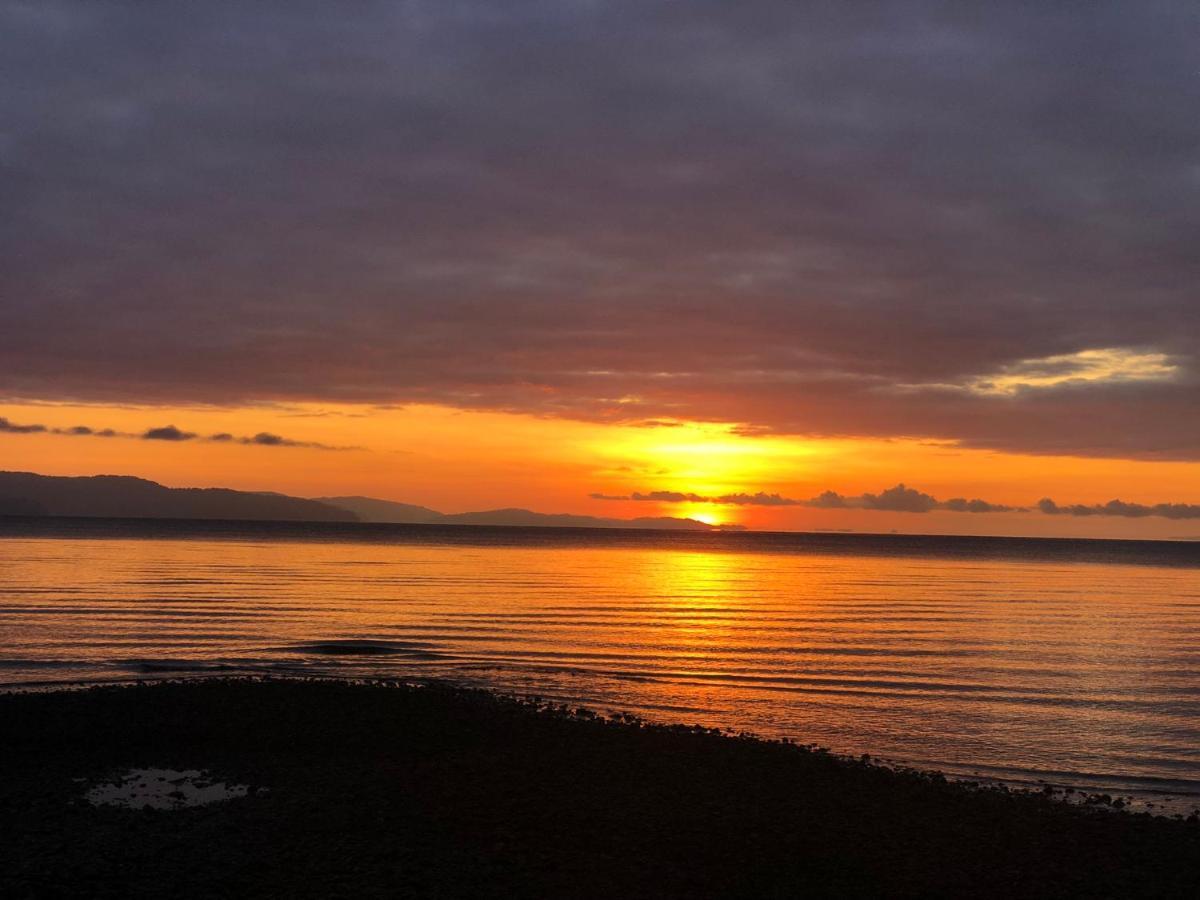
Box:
[1,3,1198,459]
[1,416,350,451]
[591,485,1200,519]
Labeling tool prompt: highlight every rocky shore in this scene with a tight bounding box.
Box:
[3,679,1197,898]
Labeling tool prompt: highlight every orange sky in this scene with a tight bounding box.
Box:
[3,401,1198,540]
[5,4,1200,544]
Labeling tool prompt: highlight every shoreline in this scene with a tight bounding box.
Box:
[4,678,1199,897]
[4,672,1199,819]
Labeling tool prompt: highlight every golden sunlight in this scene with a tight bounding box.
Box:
[678,504,726,527]
[3,399,1200,539]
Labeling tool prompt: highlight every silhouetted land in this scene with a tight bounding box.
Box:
[0,471,727,529]
[3,680,1197,898]
[0,472,355,522]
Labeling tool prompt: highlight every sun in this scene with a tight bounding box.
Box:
[676,503,727,527]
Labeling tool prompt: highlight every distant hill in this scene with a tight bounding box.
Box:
[318,497,738,531]
[313,496,443,524]
[0,472,739,531]
[0,472,356,522]
[438,508,720,530]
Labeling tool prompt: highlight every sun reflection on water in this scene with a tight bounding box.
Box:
[3,532,1200,807]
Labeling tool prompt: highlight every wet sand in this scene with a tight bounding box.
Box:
[2,679,1198,898]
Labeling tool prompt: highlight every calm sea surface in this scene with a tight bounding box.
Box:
[3,518,1199,811]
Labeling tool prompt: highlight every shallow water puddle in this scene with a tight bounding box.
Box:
[84,768,251,809]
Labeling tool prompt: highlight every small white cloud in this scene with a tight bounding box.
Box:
[966,348,1177,396]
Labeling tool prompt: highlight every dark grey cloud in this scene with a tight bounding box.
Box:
[0,416,47,434]
[942,497,1017,514]
[733,484,946,513]
[2,414,342,448]
[717,492,803,507]
[861,484,937,513]
[0,416,118,436]
[2,2,1198,458]
[632,491,712,503]
[597,484,1194,518]
[601,484,941,510]
[805,490,849,509]
[227,431,355,450]
[142,425,195,442]
[798,484,972,513]
[1039,498,1200,520]
[141,426,350,449]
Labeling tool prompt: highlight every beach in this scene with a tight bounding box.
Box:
[3,678,1199,898]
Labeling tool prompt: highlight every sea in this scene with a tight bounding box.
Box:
[3,517,1199,814]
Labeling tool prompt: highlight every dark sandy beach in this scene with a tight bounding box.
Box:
[3,679,1198,898]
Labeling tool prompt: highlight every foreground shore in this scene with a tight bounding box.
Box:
[3,680,1197,898]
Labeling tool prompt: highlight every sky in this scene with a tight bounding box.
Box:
[2,1,1199,538]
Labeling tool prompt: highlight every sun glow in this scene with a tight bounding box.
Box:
[679,504,725,526]
[3,399,1200,540]
[587,420,818,497]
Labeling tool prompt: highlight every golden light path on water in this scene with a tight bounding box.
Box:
[2,528,1199,810]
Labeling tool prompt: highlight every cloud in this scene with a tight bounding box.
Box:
[1,4,1198,458]
[0,416,47,434]
[804,490,849,509]
[3,414,345,449]
[860,484,938,513]
[1039,498,1200,520]
[800,485,994,513]
[600,483,1198,519]
[717,492,803,507]
[629,420,685,429]
[1,418,135,438]
[142,425,195,442]
[603,484,948,512]
[959,349,1179,397]
[631,491,707,503]
[178,427,352,449]
[223,431,355,450]
[595,482,1200,516]
[941,497,1018,514]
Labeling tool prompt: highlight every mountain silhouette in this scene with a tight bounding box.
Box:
[0,472,354,522]
[1,473,738,530]
[316,496,737,530]
[313,496,442,524]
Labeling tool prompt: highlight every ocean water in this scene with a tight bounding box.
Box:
[3,518,1199,812]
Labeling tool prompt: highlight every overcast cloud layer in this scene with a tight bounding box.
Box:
[2,2,1198,458]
